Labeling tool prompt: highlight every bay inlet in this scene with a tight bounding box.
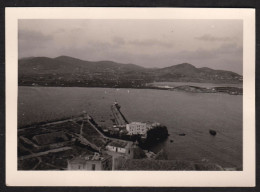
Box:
[18,86,242,169]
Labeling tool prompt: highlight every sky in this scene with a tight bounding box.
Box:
[18,19,243,74]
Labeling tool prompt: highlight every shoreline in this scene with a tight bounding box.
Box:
[18,84,243,95]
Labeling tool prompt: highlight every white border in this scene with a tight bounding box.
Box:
[5,8,255,187]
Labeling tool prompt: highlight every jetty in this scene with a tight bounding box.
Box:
[111,102,129,126]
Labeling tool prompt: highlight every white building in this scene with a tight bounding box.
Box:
[126,122,160,138]
[126,122,147,136]
[67,153,112,170]
[106,140,132,154]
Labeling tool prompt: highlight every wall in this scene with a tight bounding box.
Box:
[67,163,84,170]
[68,161,103,170]
[85,161,102,170]
[106,145,116,152]
[118,147,126,153]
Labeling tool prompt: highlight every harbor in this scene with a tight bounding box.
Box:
[18,86,242,170]
[18,102,169,170]
[18,101,230,171]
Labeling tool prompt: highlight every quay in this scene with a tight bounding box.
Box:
[111,102,129,126]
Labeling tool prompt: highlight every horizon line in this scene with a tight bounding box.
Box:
[18,55,242,75]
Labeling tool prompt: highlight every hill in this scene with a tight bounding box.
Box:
[18,56,242,87]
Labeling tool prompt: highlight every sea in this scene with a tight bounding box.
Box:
[18,85,242,169]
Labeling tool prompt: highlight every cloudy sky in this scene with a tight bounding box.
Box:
[18,19,243,74]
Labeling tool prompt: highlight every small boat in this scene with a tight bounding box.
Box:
[179,133,186,136]
[209,130,217,136]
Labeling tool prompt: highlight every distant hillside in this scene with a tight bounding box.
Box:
[19,56,145,75]
[18,56,242,87]
[155,63,241,83]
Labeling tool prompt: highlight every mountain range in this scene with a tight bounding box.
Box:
[18,56,242,87]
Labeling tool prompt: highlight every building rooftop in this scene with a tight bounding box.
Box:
[68,157,86,164]
[127,121,160,126]
[68,153,111,164]
[128,122,146,125]
[107,140,130,148]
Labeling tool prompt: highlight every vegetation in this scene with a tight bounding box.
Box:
[133,147,146,159]
[19,56,242,88]
[116,159,224,170]
[138,125,169,148]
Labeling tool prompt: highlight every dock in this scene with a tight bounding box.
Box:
[111,102,129,126]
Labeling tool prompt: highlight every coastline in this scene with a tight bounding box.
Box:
[18,83,243,95]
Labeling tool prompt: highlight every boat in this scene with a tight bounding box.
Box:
[209,130,217,136]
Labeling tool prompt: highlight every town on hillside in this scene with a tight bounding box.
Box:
[18,102,173,170]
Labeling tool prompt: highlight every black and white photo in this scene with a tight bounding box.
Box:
[5,8,255,187]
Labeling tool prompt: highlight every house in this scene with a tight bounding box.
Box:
[126,122,160,138]
[126,122,147,136]
[106,140,134,157]
[67,152,112,170]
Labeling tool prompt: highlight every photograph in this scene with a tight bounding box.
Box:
[5,8,255,187]
[17,19,243,171]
